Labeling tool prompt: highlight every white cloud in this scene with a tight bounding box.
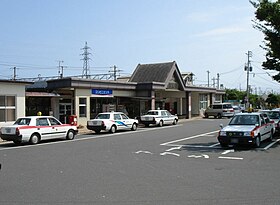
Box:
[196,25,247,37]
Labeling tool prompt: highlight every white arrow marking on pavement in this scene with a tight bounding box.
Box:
[135,150,153,154]
[188,155,202,158]
[160,152,180,157]
[221,149,234,155]
[166,146,182,152]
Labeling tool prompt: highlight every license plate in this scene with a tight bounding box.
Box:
[6,128,11,133]
[231,138,238,143]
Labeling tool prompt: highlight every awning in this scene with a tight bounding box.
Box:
[26,92,60,97]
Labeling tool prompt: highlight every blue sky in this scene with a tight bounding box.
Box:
[0,0,279,94]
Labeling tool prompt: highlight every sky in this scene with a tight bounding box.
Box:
[0,0,279,94]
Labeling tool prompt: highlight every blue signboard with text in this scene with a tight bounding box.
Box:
[92,89,113,97]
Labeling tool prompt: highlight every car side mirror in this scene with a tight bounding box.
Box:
[219,124,223,129]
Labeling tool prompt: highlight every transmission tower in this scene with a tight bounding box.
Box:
[81,42,92,79]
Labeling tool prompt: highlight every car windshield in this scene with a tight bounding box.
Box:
[229,115,259,125]
[95,114,110,119]
[14,118,31,125]
[146,111,159,115]
[223,104,232,109]
[267,111,280,119]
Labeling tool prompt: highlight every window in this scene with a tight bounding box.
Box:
[114,114,121,120]
[36,118,49,126]
[121,114,128,119]
[0,95,16,122]
[49,117,61,125]
[79,98,87,117]
[199,94,208,110]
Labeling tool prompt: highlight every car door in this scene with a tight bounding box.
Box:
[259,115,270,141]
[121,113,132,130]
[36,117,53,140]
[48,117,68,138]
[114,114,124,130]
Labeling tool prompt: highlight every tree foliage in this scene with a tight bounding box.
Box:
[251,0,280,81]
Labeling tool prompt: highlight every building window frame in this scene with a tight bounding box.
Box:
[0,95,16,122]
[79,97,87,117]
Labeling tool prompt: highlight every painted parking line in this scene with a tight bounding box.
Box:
[160,130,219,146]
[218,156,243,160]
[263,139,280,150]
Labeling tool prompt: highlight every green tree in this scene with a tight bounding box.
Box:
[266,93,280,107]
[251,0,280,81]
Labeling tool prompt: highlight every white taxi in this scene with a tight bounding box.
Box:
[140,109,178,127]
[218,113,275,148]
[0,116,78,145]
[87,112,138,133]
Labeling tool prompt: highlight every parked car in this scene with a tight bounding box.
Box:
[218,113,275,148]
[0,116,78,145]
[232,105,242,115]
[140,109,178,127]
[87,112,138,133]
[204,103,234,118]
[259,110,280,133]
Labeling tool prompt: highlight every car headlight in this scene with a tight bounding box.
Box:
[243,132,251,136]
[219,131,227,136]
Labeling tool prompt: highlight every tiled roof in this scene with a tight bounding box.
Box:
[129,61,176,83]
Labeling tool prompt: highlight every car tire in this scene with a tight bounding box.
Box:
[94,130,101,134]
[217,113,222,119]
[66,130,75,140]
[204,113,209,118]
[255,136,261,148]
[158,120,163,127]
[173,119,178,125]
[144,124,149,127]
[131,123,137,131]
[29,133,40,145]
[110,125,116,133]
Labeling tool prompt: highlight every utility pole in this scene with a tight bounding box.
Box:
[81,42,92,79]
[217,73,220,89]
[109,65,122,81]
[212,77,216,88]
[207,70,210,87]
[245,51,252,109]
[57,60,64,79]
[11,67,18,80]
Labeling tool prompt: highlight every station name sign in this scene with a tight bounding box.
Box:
[91,89,113,97]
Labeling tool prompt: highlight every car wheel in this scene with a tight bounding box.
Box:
[217,113,222,119]
[110,125,116,133]
[158,120,163,127]
[255,136,261,148]
[94,130,101,134]
[144,124,149,127]
[29,133,40,145]
[66,130,75,140]
[204,113,209,118]
[131,123,137,131]
[173,119,178,125]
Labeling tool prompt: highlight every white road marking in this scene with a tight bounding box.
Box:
[135,150,153,154]
[221,149,234,155]
[160,152,180,157]
[209,143,220,147]
[188,155,202,158]
[263,139,280,150]
[166,146,182,152]
[218,156,243,160]
[160,130,219,146]
[202,154,209,158]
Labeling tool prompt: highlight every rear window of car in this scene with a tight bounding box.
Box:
[146,111,159,115]
[14,118,31,125]
[95,114,110,119]
[213,105,222,109]
[222,104,233,109]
